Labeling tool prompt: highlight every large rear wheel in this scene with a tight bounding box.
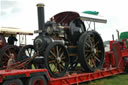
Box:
[78,30,105,72]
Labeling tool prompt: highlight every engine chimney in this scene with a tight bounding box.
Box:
[37,3,45,35]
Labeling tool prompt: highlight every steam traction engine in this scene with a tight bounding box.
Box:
[18,4,106,78]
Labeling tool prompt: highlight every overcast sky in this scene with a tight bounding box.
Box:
[1,0,128,41]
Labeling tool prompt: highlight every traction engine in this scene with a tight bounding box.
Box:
[18,3,105,78]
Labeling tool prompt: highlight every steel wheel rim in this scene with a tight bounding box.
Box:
[84,32,104,69]
[47,44,68,76]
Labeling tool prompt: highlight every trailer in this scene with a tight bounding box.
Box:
[0,40,128,85]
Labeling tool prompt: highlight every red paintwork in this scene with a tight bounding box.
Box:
[0,69,49,83]
[51,12,80,25]
[48,68,124,85]
[0,40,128,85]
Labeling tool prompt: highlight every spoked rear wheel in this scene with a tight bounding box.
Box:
[0,45,19,69]
[45,42,70,78]
[78,30,105,72]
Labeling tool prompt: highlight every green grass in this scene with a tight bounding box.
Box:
[79,74,128,85]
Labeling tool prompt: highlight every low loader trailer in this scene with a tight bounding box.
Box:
[0,40,128,85]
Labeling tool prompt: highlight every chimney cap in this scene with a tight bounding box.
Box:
[37,3,45,7]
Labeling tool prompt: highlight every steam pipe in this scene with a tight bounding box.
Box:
[116,29,120,40]
[112,34,114,40]
[37,3,45,35]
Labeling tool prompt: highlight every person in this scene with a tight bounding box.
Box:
[8,34,17,45]
[7,53,16,69]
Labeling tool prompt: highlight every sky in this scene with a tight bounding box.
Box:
[1,0,128,42]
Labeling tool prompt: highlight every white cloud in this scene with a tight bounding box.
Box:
[1,0,128,41]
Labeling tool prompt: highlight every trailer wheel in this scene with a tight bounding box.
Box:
[45,42,70,78]
[17,45,37,69]
[3,79,23,85]
[0,45,19,69]
[78,31,105,72]
[25,76,47,85]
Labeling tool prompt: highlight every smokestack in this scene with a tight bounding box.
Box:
[116,29,120,40]
[37,3,45,35]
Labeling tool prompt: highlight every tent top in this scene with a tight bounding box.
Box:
[0,27,33,35]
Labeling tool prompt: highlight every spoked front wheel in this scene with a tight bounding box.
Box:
[45,42,70,78]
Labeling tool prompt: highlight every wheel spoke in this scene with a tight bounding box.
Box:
[91,58,96,68]
[88,59,93,67]
[86,53,92,60]
[88,35,93,47]
[49,60,56,63]
[60,52,64,58]
[29,48,32,56]
[85,42,91,47]
[50,50,57,58]
[28,48,32,57]
[61,60,66,65]
[91,35,95,44]
[97,50,101,53]
[3,52,9,58]
[94,55,101,62]
[7,48,11,54]
[31,49,35,56]
[49,56,55,59]
[94,41,99,47]
[56,46,59,57]
[85,49,91,52]
[58,48,62,53]
[59,63,64,69]
[61,56,66,60]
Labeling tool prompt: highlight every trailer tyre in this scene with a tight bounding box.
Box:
[25,76,47,85]
[3,79,23,85]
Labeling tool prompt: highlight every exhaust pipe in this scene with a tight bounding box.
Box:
[37,3,45,35]
[112,34,114,40]
[116,29,120,40]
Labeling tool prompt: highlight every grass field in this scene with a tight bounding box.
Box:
[79,73,128,85]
